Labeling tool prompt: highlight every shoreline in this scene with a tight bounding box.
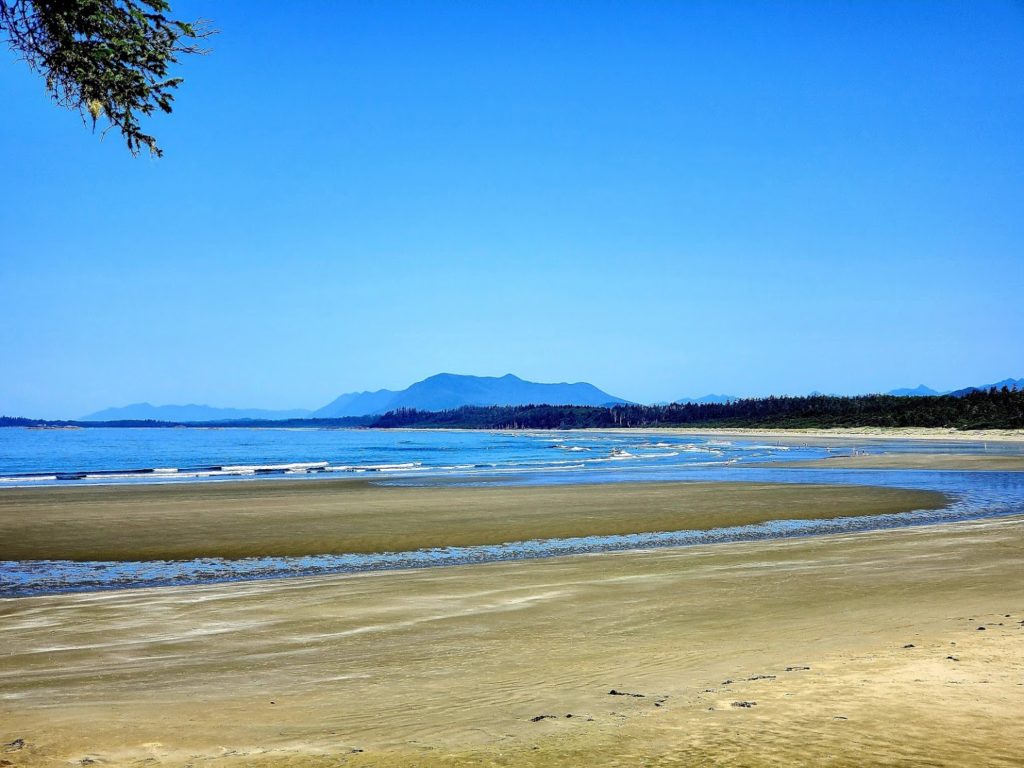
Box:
[7,424,1024,442]
[579,426,1024,442]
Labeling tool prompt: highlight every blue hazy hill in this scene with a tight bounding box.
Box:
[948,378,1024,397]
[887,379,1022,397]
[887,384,942,396]
[314,373,630,417]
[79,375,1021,423]
[81,403,314,422]
[673,394,738,405]
[312,389,400,419]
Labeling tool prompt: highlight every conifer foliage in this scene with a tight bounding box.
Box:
[0,0,211,156]
[372,388,1024,431]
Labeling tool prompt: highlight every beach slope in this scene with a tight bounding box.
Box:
[1,513,1022,766]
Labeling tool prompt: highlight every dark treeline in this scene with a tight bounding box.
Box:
[373,388,1024,431]
[3,388,1022,431]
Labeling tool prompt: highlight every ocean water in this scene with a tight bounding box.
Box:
[2,426,1022,487]
[2,427,1023,597]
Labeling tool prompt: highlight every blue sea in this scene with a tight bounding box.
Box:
[2,426,1021,487]
[2,427,1023,597]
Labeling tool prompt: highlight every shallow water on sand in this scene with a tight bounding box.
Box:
[3,462,1023,598]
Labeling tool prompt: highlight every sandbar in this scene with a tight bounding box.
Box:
[0,480,945,562]
[753,453,1024,471]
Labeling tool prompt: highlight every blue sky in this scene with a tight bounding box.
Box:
[2,0,1022,418]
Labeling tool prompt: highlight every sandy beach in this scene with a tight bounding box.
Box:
[608,426,1024,443]
[1,450,1021,766]
[1,512,1021,767]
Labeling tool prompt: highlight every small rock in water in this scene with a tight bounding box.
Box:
[785,666,811,671]
[608,689,645,698]
[747,675,776,681]
[529,715,555,723]
[731,701,757,708]
[978,626,986,631]
[903,644,915,649]
[947,656,959,661]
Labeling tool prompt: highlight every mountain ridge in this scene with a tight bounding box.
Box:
[80,375,1023,422]
[81,403,313,422]
[948,378,1024,397]
[887,379,1022,397]
[314,373,630,417]
[887,384,942,397]
[673,394,738,405]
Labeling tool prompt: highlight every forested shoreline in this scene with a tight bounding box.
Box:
[3,388,1022,431]
[374,388,1024,430]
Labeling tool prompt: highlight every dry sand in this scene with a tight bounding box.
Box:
[623,426,1024,443]
[0,480,944,561]
[1,514,1022,767]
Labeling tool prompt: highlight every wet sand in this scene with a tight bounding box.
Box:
[755,453,1024,471]
[1,515,1022,767]
[0,480,944,561]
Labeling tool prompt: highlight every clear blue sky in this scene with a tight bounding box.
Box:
[2,0,1022,418]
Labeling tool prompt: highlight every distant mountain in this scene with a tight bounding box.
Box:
[948,378,1024,397]
[314,389,400,419]
[314,373,630,417]
[885,379,1024,397]
[887,384,942,397]
[673,394,738,405]
[81,403,313,422]
[81,376,1022,424]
